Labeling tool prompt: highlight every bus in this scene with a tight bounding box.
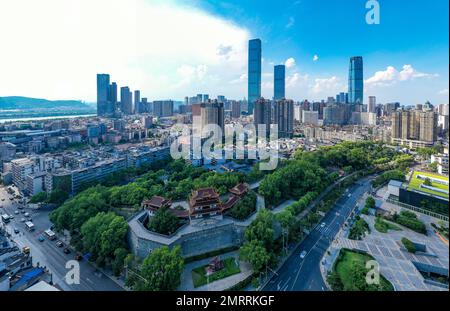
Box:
[44,229,56,240]
[25,221,35,231]
[1,214,10,224]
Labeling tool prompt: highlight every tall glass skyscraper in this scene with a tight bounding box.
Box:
[96,74,110,116]
[348,56,364,105]
[248,39,261,115]
[274,65,286,100]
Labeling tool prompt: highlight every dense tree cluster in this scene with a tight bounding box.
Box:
[239,209,277,272]
[390,210,427,235]
[80,212,129,267]
[227,191,257,220]
[371,170,405,188]
[127,246,184,291]
[147,207,181,235]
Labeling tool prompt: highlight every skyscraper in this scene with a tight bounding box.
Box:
[274,65,286,100]
[231,101,241,119]
[109,82,118,113]
[248,39,262,115]
[120,87,133,115]
[97,74,110,116]
[348,56,364,105]
[134,90,141,114]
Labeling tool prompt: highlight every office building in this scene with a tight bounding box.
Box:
[274,65,286,100]
[248,39,262,115]
[348,56,364,105]
[96,74,110,116]
[109,82,118,112]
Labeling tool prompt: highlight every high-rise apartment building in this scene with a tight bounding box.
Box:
[153,100,174,118]
[120,87,133,115]
[348,56,364,105]
[253,98,272,138]
[368,96,376,113]
[391,109,438,148]
[274,99,294,139]
[109,82,118,112]
[248,39,262,115]
[274,65,286,100]
[231,101,241,119]
[134,90,141,114]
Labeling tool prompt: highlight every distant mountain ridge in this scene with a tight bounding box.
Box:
[0,96,92,110]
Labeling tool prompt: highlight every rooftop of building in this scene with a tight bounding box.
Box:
[407,171,449,199]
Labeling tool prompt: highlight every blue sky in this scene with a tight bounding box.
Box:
[188,0,449,105]
[0,0,448,105]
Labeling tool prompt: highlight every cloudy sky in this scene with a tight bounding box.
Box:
[0,0,448,106]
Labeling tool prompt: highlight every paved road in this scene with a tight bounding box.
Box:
[0,186,123,291]
[262,177,373,291]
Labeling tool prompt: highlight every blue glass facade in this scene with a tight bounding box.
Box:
[96,74,110,116]
[348,56,363,105]
[248,39,261,115]
[274,65,285,100]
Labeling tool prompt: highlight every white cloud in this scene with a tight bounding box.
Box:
[229,73,247,84]
[438,89,449,95]
[286,73,309,88]
[366,65,438,87]
[313,55,319,62]
[0,0,250,101]
[286,17,295,29]
[285,57,296,68]
[311,76,341,94]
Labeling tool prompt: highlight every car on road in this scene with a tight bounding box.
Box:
[320,222,326,228]
[300,250,307,259]
[20,210,26,213]
[75,253,83,261]
[56,240,64,248]
[38,235,45,242]
[14,228,19,234]
[9,215,14,219]
[63,248,71,254]
[14,210,19,215]
[24,212,30,217]
[18,205,24,210]
[1,198,4,201]
[20,218,26,222]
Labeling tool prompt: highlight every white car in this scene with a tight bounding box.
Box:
[14,211,19,215]
[300,250,307,259]
[320,222,326,228]
[24,212,30,217]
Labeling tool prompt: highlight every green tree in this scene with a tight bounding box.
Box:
[29,191,48,203]
[80,212,128,266]
[239,240,270,272]
[245,209,275,250]
[133,246,184,291]
[112,248,129,276]
[365,196,376,209]
[148,207,180,235]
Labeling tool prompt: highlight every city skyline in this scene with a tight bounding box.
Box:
[0,0,448,106]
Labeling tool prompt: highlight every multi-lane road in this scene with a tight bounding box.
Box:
[0,186,123,291]
[263,177,373,291]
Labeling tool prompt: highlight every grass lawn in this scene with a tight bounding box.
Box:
[334,249,394,291]
[191,257,241,288]
[374,217,402,233]
[407,171,449,198]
